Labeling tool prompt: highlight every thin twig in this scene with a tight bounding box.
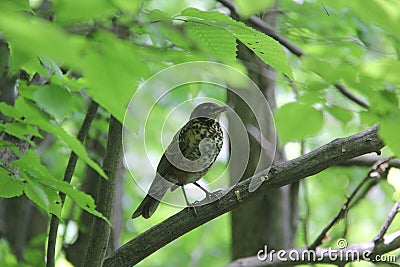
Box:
[349,179,378,209]
[301,179,310,245]
[334,84,369,109]
[374,198,400,244]
[308,174,370,250]
[46,100,99,267]
[308,157,395,250]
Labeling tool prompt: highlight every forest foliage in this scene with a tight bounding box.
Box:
[0,0,400,266]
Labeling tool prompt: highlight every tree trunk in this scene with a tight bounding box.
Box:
[229,6,298,259]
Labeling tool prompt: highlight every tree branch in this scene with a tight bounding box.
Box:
[334,84,369,110]
[46,100,99,267]
[308,157,394,250]
[225,230,400,267]
[103,125,383,267]
[374,198,400,244]
[83,116,123,267]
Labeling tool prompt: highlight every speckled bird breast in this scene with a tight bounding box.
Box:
[175,117,223,184]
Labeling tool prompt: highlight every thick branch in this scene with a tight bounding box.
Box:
[225,230,400,267]
[103,125,383,267]
[83,116,123,267]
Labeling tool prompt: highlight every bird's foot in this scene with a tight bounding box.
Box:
[187,203,198,217]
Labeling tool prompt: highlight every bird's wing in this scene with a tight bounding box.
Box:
[156,122,191,179]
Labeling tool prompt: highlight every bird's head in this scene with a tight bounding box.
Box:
[189,102,228,120]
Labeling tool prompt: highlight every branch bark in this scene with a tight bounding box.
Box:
[83,116,122,267]
[103,125,383,267]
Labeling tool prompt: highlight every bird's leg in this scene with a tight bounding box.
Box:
[181,186,198,217]
[193,182,220,202]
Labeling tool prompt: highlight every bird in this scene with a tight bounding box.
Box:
[132,102,227,219]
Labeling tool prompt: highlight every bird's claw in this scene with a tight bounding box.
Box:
[187,203,198,217]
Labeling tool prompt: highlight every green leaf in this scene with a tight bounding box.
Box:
[0,3,84,69]
[180,8,292,78]
[0,102,23,119]
[8,98,107,179]
[302,56,341,83]
[4,122,42,145]
[52,0,116,24]
[13,150,110,224]
[274,102,323,143]
[0,169,24,198]
[147,9,173,22]
[80,32,147,123]
[24,176,62,218]
[184,21,237,62]
[325,105,353,125]
[379,116,400,157]
[32,85,74,122]
[58,183,111,225]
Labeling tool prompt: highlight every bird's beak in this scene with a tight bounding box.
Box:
[214,105,228,116]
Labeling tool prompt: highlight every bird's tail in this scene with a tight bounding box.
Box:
[132,174,171,219]
[131,194,161,219]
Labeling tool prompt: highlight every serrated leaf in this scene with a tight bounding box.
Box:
[180,8,292,78]
[0,169,24,198]
[274,102,323,143]
[185,21,237,62]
